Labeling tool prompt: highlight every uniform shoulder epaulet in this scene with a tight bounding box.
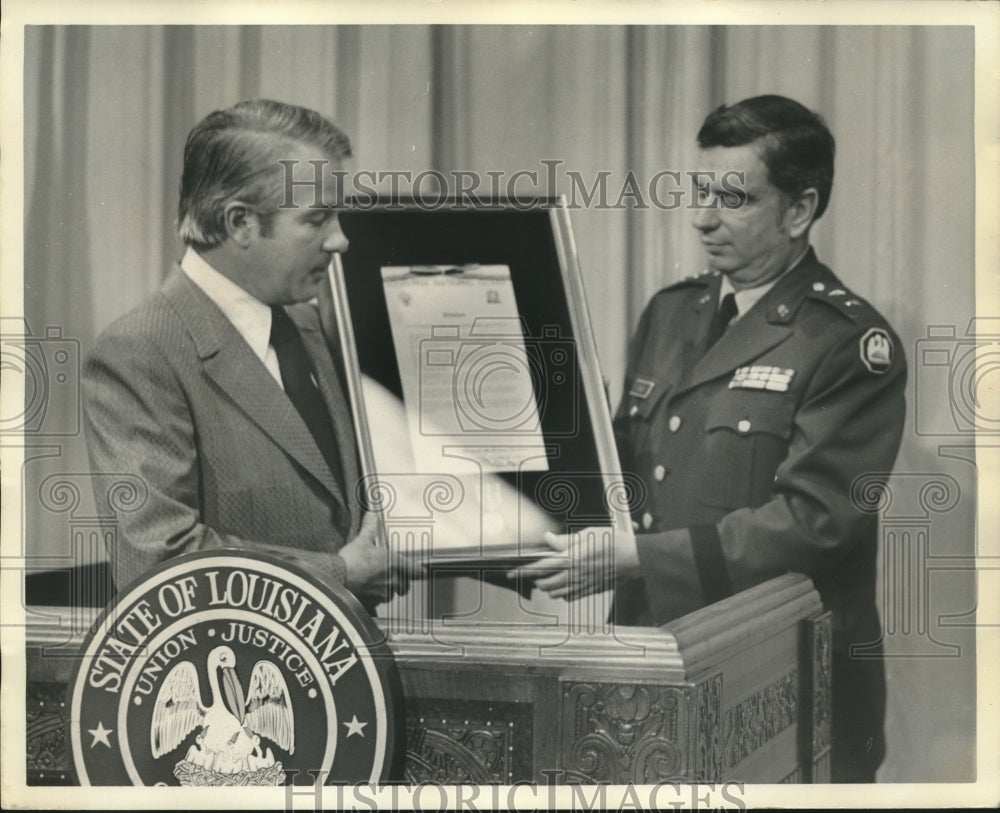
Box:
[804,280,875,322]
[800,279,899,374]
[662,269,717,292]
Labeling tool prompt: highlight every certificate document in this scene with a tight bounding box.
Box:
[381,264,550,475]
[361,375,557,556]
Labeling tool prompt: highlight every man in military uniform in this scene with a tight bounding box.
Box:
[525,95,906,782]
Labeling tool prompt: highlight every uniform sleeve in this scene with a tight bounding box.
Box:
[633,321,907,610]
[82,330,349,592]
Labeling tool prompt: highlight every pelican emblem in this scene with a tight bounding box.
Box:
[70,553,398,785]
[150,645,294,785]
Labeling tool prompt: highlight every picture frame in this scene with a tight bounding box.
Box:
[327,197,633,564]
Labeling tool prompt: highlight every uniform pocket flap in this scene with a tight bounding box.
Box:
[705,393,797,438]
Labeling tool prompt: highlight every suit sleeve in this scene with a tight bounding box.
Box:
[632,321,907,610]
[82,330,349,592]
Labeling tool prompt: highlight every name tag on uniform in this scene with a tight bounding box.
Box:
[729,365,795,392]
[629,378,656,399]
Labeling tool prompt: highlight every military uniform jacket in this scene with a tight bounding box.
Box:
[612,248,906,659]
[82,268,362,592]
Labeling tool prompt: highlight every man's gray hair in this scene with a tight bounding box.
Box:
[177,99,352,249]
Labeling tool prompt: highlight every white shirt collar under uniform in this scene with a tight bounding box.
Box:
[718,246,810,321]
[180,247,283,386]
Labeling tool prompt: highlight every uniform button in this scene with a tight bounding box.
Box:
[737,419,751,433]
[668,415,682,432]
[641,512,653,530]
[653,464,666,482]
[628,404,639,417]
[812,282,825,292]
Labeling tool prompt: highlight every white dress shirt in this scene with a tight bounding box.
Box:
[180,248,284,387]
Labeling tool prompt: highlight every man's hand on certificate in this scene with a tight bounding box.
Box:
[340,511,425,605]
[508,526,640,601]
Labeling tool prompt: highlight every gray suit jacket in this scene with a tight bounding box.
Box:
[82,267,362,592]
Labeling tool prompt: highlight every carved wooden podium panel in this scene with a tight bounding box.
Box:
[388,572,831,784]
[26,572,830,784]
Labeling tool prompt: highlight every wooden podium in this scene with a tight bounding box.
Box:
[26,572,831,785]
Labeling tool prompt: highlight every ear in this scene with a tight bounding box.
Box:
[222,201,256,248]
[786,188,819,239]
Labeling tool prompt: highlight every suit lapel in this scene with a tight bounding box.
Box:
[162,269,348,510]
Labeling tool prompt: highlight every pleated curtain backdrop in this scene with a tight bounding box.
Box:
[22,25,975,782]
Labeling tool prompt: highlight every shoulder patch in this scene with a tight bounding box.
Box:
[860,327,894,374]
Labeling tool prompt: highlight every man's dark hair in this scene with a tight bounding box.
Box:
[177,99,352,249]
[697,94,835,220]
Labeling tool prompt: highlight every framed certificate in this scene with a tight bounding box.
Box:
[328,198,630,562]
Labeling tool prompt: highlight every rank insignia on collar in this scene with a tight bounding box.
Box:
[860,327,893,373]
[729,365,796,392]
[629,378,656,399]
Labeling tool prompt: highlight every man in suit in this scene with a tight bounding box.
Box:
[83,99,418,611]
[524,95,906,781]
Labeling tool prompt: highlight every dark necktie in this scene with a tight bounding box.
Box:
[705,292,738,350]
[269,306,345,495]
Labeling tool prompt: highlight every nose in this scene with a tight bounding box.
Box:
[322,215,349,254]
[692,204,720,233]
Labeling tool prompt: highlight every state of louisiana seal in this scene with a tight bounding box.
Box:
[67,550,403,786]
